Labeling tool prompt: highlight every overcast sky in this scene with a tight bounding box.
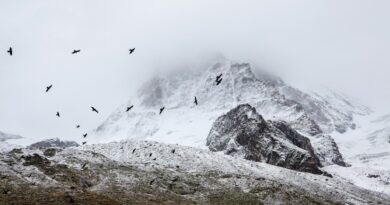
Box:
[1,0,390,142]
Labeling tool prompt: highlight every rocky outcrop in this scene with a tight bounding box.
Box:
[28,138,79,149]
[206,104,323,174]
[311,134,348,167]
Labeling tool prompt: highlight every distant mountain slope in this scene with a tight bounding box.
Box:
[324,114,390,195]
[0,131,22,153]
[94,59,370,148]
[0,130,22,142]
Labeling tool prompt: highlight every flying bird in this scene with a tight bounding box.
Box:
[129,48,135,54]
[159,107,165,115]
[216,73,222,81]
[91,106,99,113]
[72,50,81,54]
[7,47,12,56]
[56,112,60,117]
[83,133,87,138]
[76,125,80,128]
[126,105,134,112]
[132,148,136,154]
[82,141,87,145]
[216,78,223,86]
[46,85,53,92]
[82,163,87,169]
[171,149,175,154]
[149,179,155,185]
[194,96,198,106]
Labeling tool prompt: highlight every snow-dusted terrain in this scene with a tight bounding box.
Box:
[90,58,388,197]
[1,59,389,203]
[1,139,389,204]
[326,114,390,195]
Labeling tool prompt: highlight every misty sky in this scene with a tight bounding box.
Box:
[1,0,390,143]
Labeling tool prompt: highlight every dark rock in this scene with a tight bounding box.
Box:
[206,104,323,174]
[43,148,57,157]
[367,174,380,178]
[29,138,79,149]
[270,121,321,166]
[23,154,50,167]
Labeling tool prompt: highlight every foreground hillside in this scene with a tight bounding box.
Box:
[1,140,389,205]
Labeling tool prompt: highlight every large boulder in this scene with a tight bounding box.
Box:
[206,104,323,174]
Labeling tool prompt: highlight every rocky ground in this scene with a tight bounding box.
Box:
[1,140,389,205]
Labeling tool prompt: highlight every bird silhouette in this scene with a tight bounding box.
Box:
[56,112,60,117]
[149,153,152,157]
[83,133,87,138]
[132,148,136,154]
[82,163,87,169]
[46,85,53,92]
[216,73,222,81]
[7,47,12,56]
[194,96,198,106]
[82,141,87,145]
[216,78,223,85]
[171,149,175,154]
[72,50,80,54]
[91,106,99,113]
[159,107,165,115]
[149,179,155,185]
[76,125,80,128]
[129,48,135,54]
[126,105,134,112]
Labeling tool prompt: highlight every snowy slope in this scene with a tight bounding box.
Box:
[326,114,390,195]
[93,59,370,148]
[82,139,390,204]
[2,139,389,204]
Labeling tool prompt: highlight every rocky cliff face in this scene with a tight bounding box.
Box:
[28,138,79,149]
[206,104,323,174]
[311,134,348,167]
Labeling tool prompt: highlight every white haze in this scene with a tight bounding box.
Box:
[0,0,390,143]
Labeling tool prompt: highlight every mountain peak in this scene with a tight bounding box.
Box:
[95,58,371,147]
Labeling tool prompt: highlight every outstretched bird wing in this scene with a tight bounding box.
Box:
[216,78,223,85]
[160,107,165,114]
[46,85,52,92]
[91,107,99,113]
[129,48,135,54]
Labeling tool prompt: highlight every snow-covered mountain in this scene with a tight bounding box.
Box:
[2,58,387,202]
[90,58,390,197]
[94,59,370,148]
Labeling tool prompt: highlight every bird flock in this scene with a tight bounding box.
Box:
[6,46,224,145]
